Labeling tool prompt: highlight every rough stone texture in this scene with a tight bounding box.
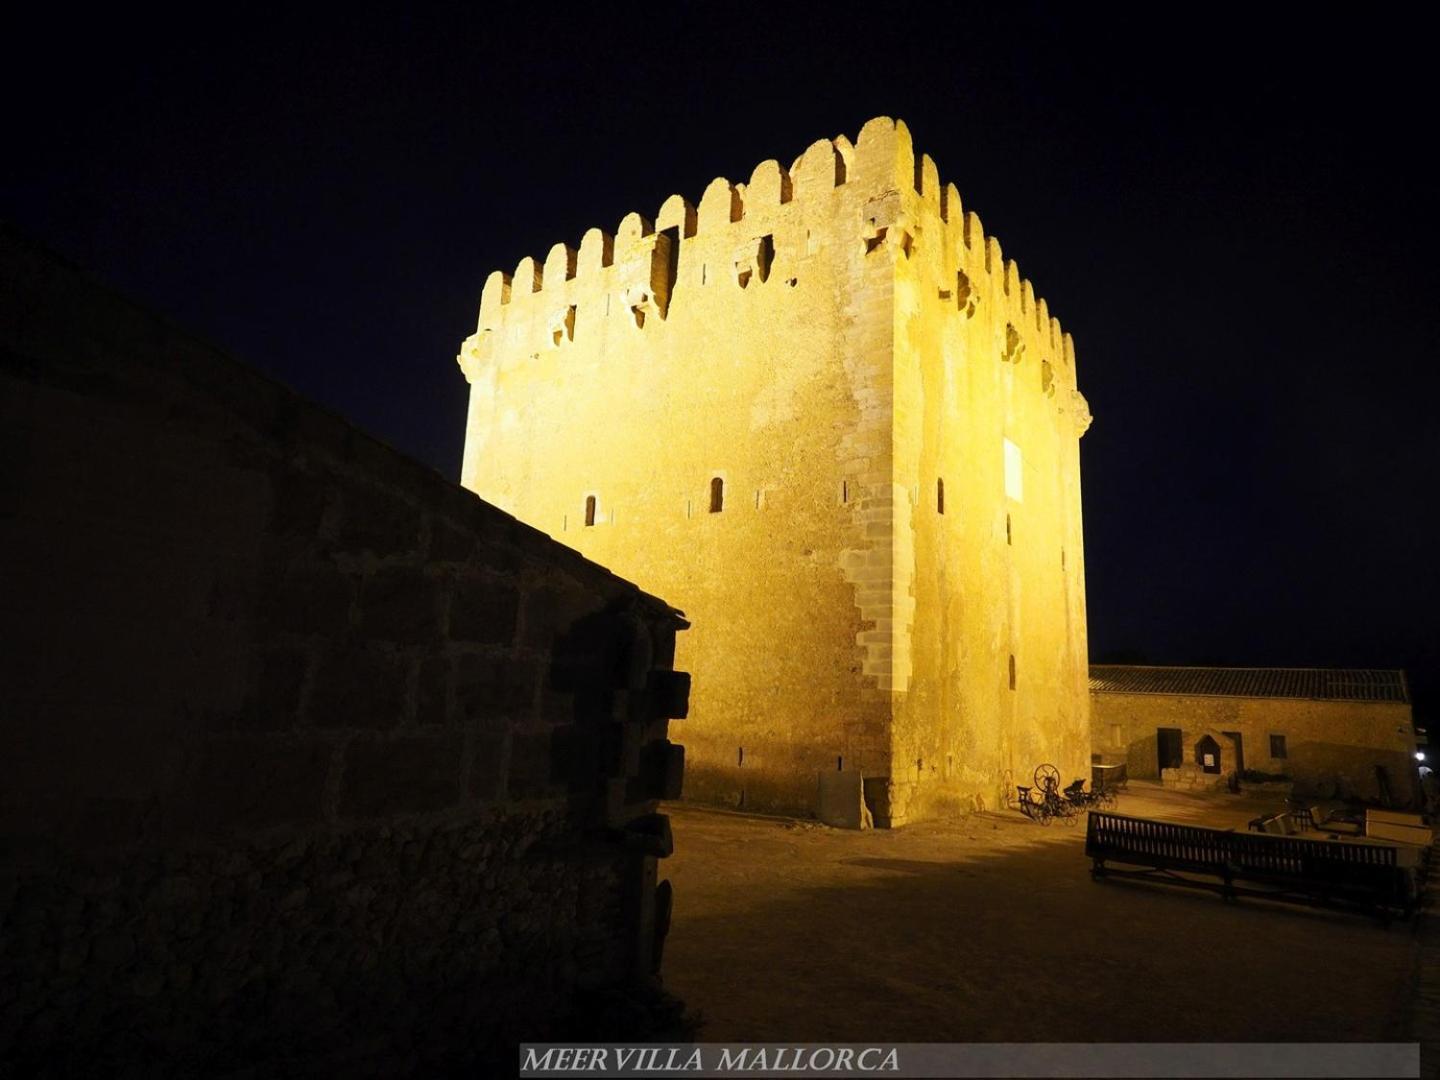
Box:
[0,226,690,1075]
[1092,688,1419,805]
[456,117,1091,825]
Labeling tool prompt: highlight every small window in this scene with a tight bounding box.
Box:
[1003,437,1024,502]
[757,234,774,283]
[659,225,680,299]
[1006,513,1012,545]
[1008,654,1016,690]
[709,476,724,513]
[936,478,945,514]
[1269,734,1288,759]
[584,495,597,527]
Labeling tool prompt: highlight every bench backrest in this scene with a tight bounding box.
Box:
[1085,812,1233,871]
[1087,811,1402,890]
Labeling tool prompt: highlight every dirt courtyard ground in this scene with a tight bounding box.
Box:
[661,783,1423,1046]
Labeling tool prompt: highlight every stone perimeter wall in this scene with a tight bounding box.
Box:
[0,226,690,1075]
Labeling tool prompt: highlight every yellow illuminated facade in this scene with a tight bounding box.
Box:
[457,118,1092,825]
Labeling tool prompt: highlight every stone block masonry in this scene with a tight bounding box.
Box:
[1091,667,1417,806]
[0,225,690,1074]
[457,117,1092,825]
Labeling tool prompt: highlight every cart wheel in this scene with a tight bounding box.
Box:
[1099,790,1118,811]
[1034,763,1062,793]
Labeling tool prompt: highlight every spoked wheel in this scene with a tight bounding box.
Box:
[1034,763,1062,794]
[1097,789,1118,811]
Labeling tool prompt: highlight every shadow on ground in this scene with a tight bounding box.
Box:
[661,786,1419,1044]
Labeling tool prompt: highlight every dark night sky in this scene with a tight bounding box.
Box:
[8,7,1438,716]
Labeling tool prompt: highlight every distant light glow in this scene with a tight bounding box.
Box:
[1416,752,1426,762]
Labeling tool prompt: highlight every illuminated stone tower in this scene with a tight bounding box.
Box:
[457,118,1092,825]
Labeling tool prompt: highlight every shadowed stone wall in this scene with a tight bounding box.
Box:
[1092,691,1416,805]
[0,227,690,1075]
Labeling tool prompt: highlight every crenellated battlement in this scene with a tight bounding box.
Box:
[461,117,1075,386]
[455,117,1093,827]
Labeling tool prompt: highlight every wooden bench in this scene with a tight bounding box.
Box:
[1086,811,1416,922]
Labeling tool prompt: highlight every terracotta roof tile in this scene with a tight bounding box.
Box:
[1089,665,1409,704]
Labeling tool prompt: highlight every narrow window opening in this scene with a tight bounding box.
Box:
[837,755,843,772]
[864,227,887,254]
[937,478,945,514]
[1006,514,1012,545]
[709,476,724,513]
[584,496,596,527]
[754,489,763,510]
[1270,734,1288,759]
[701,262,707,285]
[562,514,567,532]
[1003,437,1024,501]
[738,746,745,767]
[1008,654,1017,690]
[1061,546,1066,569]
[841,479,849,505]
[757,235,774,283]
[659,226,680,301]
